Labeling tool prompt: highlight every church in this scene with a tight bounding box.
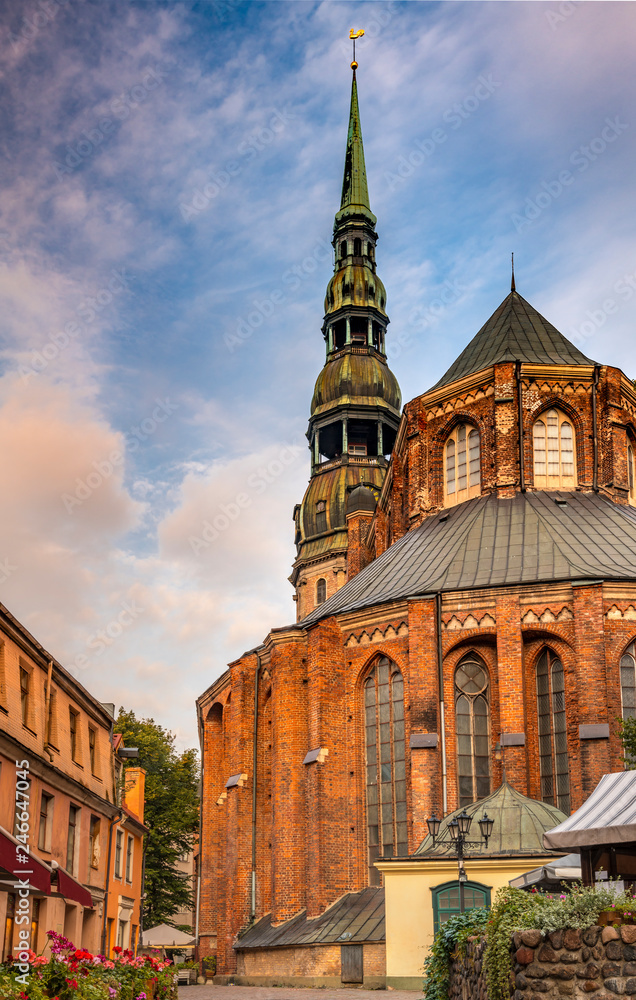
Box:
[196,59,636,987]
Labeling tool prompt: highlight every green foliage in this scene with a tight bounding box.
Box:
[423,907,489,1000]
[116,708,200,927]
[484,886,539,1000]
[521,881,635,933]
[618,716,636,768]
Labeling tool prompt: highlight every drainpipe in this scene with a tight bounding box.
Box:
[592,365,600,492]
[515,362,525,492]
[139,841,147,957]
[101,810,122,956]
[43,661,54,761]
[435,594,448,815]
[250,652,262,921]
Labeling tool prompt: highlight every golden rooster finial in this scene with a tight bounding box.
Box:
[349,28,364,69]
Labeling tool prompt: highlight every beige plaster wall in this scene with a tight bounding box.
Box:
[377,856,551,988]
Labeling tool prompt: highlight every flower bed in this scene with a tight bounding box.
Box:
[0,931,177,1000]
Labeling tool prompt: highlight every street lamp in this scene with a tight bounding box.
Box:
[426,808,495,913]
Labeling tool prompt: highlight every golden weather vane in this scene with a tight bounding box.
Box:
[349,28,364,69]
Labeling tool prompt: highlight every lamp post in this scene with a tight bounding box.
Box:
[426,808,495,913]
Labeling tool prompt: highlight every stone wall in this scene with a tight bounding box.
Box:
[449,924,636,1000]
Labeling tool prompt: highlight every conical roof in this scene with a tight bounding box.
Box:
[415,781,567,858]
[430,290,596,391]
[335,70,376,229]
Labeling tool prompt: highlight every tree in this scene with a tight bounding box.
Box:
[619,716,636,767]
[116,708,199,928]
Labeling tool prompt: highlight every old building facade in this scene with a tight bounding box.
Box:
[197,65,636,987]
[0,600,146,959]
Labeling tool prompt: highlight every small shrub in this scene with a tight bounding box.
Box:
[423,907,489,1000]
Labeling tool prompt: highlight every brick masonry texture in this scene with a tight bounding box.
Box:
[197,359,636,980]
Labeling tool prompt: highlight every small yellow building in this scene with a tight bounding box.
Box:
[377,783,567,990]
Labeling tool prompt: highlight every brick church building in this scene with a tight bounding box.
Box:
[196,63,636,985]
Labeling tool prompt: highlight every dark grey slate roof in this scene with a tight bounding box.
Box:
[300,492,636,627]
[430,291,596,391]
[235,887,384,949]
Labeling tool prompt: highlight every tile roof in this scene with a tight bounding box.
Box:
[430,291,596,391]
[300,492,636,627]
[235,887,385,949]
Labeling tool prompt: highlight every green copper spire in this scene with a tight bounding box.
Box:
[335,70,376,229]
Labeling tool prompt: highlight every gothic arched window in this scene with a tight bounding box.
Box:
[536,648,570,812]
[364,657,407,884]
[444,424,480,506]
[315,500,327,533]
[455,655,491,807]
[621,642,636,720]
[316,578,326,606]
[533,409,576,488]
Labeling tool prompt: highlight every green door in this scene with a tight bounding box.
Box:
[432,880,491,933]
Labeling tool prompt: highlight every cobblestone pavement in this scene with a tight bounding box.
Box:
[181,987,422,1000]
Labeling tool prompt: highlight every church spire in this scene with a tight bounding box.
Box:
[335,64,376,230]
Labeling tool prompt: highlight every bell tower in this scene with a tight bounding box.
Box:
[290,61,402,621]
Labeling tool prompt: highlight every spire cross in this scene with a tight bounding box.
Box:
[349,28,364,69]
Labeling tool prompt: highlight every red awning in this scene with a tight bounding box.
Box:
[0,826,52,895]
[55,867,93,909]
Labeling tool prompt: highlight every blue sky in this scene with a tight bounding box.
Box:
[1,0,635,749]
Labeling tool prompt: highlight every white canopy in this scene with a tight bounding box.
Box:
[141,923,195,947]
[510,853,581,889]
[543,771,636,851]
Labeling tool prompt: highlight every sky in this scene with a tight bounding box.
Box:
[1,0,635,752]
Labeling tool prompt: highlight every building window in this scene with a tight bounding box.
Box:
[629,443,636,505]
[444,424,480,505]
[432,880,491,934]
[348,442,367,455]
[621,643,636,720]
[340,240,347,259]
[30,898,40,954]
[353,237,362,256]
[114,830,123,879]
[38,792,54,852]
[69,708,80,763]
[89,816,101,870]
[533,408,576,488]
[2,894,15,962]
[455,655,491,807]
[316,578,327,606]
[126,836,134,883]
[66,805,79,874]
[536,648,570,813]
[89,727,97,775]
[117,920,127,949]
[364,656,407,885]
[20,667,30,728]
[315,500,327,534]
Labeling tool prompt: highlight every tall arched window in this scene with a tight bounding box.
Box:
[455,655,491,807]
[340,240,347,259]
[621,643,636,720]
[316,578,326,606]
[536,648,570,812]
[364,657,407,884]
[533,409,576,488]
[353,237,362,256]
[444,424,480,505]
[628,443,636,506]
